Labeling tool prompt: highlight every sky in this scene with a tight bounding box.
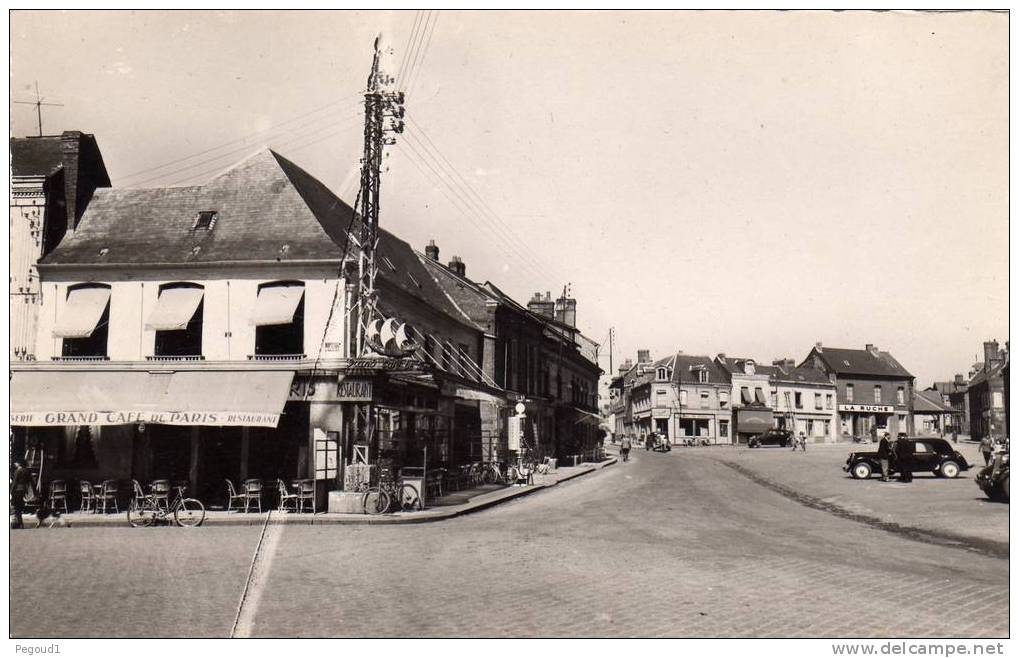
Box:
[10,10,1009,388]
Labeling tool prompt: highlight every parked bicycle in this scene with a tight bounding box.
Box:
[362,475,423,515]
[481,460,507,485]
[128,481,205,528]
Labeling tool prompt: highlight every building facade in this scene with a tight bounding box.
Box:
[967,340,1008,442]
[767,359,839,443]
[801,343,915,439]
[630,352,732,445]
[10,149,500,508]
[10,131,110,360]
[714,356,772,444]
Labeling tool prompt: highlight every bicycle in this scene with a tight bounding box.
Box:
[128,482,205,528]
[362,476,423,515]
[481,461,507,485]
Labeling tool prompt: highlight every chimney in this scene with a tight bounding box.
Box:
[618,359,633,376]
[717,352,727,361]
[637,349,651,365]
[425,240,439,261]
[865,343,879,355]
[954,373,964,386]
[984,340,1001,370]
[447,256,465,278]
[814,342,823,352]
[527,292,555,318]
[555,294,577,328]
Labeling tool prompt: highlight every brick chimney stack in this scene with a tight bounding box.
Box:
[637,349,651,364]
[865,343,879,355]
[527,291,555,318]
[984,340,1001,371]
[555,294,577,328]
[447,256,465,278]
[425,240,439,261]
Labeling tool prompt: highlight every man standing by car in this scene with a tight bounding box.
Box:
[896,436,914,482]
[877,432,892,481]
[980,436,996,466]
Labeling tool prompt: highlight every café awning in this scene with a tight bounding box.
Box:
[573,407,603,425]
[145,287,204,331]
[10,370,295,428]
[52,287,111,338]
[250,285,304,326]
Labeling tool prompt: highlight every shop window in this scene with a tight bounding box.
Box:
[719,421,729,438]
[59,283,111,359]
[152,283,204,358]
[846,384,854,403]
[253,282,305,357]
[873,385,882,403]
[897,386,905,405]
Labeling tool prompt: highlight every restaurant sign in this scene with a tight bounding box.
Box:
[9,410,280,428]
[838,404,894,413]
[336,377,373,402]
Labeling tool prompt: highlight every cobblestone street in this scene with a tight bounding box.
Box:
[11,450,1008,638]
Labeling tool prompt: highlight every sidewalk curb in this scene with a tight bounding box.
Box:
[38,458,618,529]
[717,459,1009,560]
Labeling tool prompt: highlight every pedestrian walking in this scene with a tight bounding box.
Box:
[877,432,892,481]
[799,432,808,451]
[896,436,914,483]
[10,461,29,529]
[980,436,995,466]
[620,435,632,462]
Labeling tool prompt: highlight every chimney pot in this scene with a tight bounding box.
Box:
[425,240,440,261]
[815,342,823,351]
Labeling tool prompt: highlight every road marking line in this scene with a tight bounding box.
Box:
[230,510,284,637]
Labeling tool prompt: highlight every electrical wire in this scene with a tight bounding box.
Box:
[395,11,424,86]
[405,11,439,96]
[116,91,364,183]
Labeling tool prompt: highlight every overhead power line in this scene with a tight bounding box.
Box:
[116,91,364,183]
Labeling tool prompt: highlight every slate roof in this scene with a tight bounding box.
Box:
[717,356,782,378]
[913,389,953,413]
[968,360,1006,388]
[41,148,478,330]
[11,136,64,177]
[774,365,832,385]
[810,346,913,378]
[417,255,498,326]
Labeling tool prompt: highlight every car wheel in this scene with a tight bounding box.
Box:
[851,462,872,479]
[1001,475,1009,502]
[748,440,757,448]
[939,461,960,479]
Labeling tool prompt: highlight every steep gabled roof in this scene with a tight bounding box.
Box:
[716,356,782,378]
[671,353,729,385]
[968,360,1007,388]
[808,346,913,378]
[41,148,478,330]
[773,366,831,385]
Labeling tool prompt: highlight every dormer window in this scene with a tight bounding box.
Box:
[193,211,218,231]
[656,367,670,382]
[698,370,709,383]
[744,360,755,376]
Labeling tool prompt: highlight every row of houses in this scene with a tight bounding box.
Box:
[928,340,1009,442]
[608,343,949,445]
[8,132,602,508]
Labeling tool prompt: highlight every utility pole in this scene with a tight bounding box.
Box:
[350,36,406,477]
[608,327,614,375]
[355,36,405,358]
[13,82,63,137]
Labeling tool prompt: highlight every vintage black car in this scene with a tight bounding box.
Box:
[976,451,1009,502]
[748,428,793,448]
[843,437,970,479]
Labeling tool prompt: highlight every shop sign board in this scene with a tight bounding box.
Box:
[336,377,373,402]
[838,404,894,413]
[9,410,280,427]
[508,415,523,451]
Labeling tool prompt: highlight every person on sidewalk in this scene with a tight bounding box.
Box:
[10,461,29,529]
[980,436,996,466]
[896,436,914,483]
[877,432,892,481]
[799,432,808,452]
[620,435,632,462]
